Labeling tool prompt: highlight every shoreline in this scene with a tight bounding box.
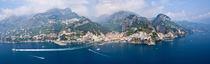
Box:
[0,35,187,45]
[0,40,155,46]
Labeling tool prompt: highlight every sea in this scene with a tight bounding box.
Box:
[0,32,210,64]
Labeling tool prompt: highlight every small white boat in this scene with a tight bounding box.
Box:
[96,48,100,51]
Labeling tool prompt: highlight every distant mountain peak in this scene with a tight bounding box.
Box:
[156,13,171,21]
[111,11,136,18]
[32,8,79,21]
[113,11,135,15]
[63,8,72,12]
[152,13,190,34]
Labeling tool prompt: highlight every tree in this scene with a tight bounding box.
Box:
[60,34,67,41]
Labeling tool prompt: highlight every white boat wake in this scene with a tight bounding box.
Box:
[32,56,45,60]
[12,44,93,52]
[88,49,109,57]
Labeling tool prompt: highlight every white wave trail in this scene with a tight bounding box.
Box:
[32,56,45,60]
[12,44,93,52]
[88,49,109,57]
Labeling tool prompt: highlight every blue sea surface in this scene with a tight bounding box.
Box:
[0,32,210,64]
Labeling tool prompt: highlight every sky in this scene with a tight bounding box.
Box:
[0,0,210,22]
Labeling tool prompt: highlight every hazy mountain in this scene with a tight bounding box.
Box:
[198,18,210,24]
[0,8,80,32]
[176,21,210,32]
[0,8,106,40]
[0,15,32,32]
[96,11,136,31]
[29,8,80,27]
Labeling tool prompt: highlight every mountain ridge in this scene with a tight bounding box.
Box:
[0,8,191,45]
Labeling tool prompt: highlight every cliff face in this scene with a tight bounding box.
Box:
[69,17,107,35]
[121,15,139,31]
[97,11,135,32]
[122,15,154,33]
[96,13,190,44]
[152,14,189,37]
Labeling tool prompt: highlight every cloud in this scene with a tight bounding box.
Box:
[193,12,210,20]
[139,6,164,18]
[0,0,172,20]
[0,0,197,21]
[23,0,89,14]
[160,0,169,4]
[0,14,6,20]
[95,0,146,16]
[94,0,166,18]
[0,0,167,20]
[151,1,156,6]
[166,11,210,21]
[166,10,189,21]
[0,0,89,19]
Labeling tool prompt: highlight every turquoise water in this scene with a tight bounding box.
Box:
[0,32,210,64]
